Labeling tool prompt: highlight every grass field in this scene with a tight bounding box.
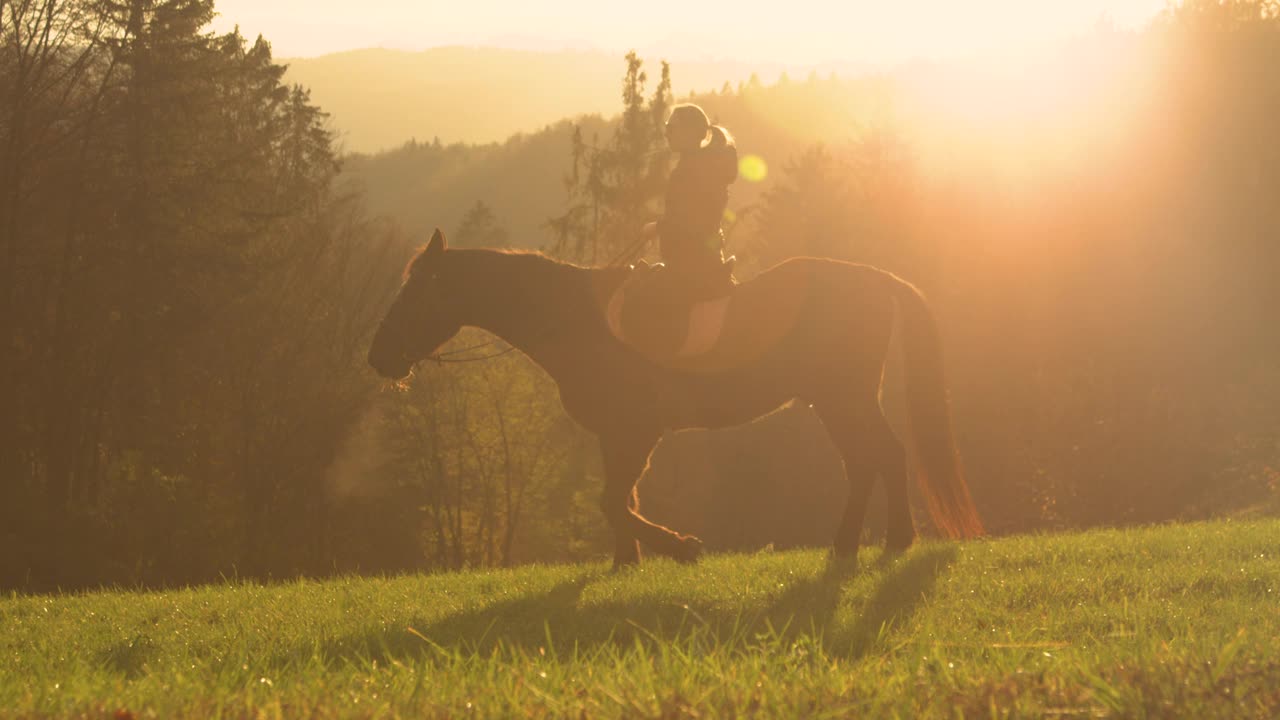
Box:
[3,518,1278,718]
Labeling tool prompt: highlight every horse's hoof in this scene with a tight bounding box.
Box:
[831,544,860,562]
[885,533,915,554]
[674,535,703,564]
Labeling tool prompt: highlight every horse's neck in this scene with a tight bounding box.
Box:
[458,252,620,371]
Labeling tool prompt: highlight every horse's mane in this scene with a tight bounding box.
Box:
[404,246,624,333]
[404,245,594,282]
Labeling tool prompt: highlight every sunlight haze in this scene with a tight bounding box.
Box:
[9,0,1280,714]
[211,0,1168,64]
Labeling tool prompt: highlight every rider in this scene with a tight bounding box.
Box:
[643,104,739,301]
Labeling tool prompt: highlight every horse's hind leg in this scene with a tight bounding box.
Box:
[814,402,879,558]
[878,420,915,552]
[815,401,913,557]
[599,432,703,568]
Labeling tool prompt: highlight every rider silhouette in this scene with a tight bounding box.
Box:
[642,104,739,301]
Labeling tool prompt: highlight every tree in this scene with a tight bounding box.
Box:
[378,344,574,569]
[455,200,510,248]
[0,0,401,589]
[550,52,673,265]
[750,131,920,276]
[1158,0,1280,30]
[750,144,854,269]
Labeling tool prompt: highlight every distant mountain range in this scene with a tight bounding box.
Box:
[282,46,869,153]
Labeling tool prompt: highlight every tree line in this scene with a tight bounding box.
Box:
[0,0,403,589]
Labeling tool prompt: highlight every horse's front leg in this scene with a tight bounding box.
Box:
[599,431,703,568]
[598,432,654,567]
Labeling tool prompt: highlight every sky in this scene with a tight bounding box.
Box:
[209,0,1169,65]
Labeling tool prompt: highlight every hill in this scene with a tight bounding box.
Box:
[3,518,1277,717]
[283,46,865,153]
[336,69,877,251]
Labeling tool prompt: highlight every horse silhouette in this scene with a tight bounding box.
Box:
[369,229,983,568]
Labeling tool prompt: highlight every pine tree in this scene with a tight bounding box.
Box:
[550,52,672,264]
[456,200,510,248]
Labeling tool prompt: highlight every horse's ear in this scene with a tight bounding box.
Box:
[427,228,447,257]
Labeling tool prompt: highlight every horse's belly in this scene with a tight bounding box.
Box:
[658,371,799,431]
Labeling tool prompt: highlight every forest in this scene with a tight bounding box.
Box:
[2,0,1279,591]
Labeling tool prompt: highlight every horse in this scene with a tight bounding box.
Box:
[367,229,984,568]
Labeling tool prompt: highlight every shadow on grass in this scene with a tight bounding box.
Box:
[273,544,958,669]
[840,544,958,658]
[758,543,957,658]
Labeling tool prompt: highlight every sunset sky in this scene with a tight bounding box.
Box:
[210,0,1169,64]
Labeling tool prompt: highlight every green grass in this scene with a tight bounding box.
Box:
[3,519,1278,718]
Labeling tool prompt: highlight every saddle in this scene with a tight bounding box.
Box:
[607,258,737,362]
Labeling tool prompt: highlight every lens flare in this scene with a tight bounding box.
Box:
[739,154,768,183]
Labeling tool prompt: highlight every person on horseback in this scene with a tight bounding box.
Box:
[642,104,739,301]
[617,104,739,358]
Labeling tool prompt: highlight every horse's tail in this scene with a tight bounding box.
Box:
[889,275,985,539]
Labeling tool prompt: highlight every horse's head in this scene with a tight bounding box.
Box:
[368,229,463,380]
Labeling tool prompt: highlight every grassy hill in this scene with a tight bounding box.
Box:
[3,518,1277,718]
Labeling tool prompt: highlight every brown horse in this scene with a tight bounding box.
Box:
[368,230,983,568]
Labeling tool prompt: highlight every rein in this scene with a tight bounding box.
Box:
[427,341,521,364]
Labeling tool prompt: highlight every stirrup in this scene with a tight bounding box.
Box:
[630,259,665,272]
[718,256,738,288]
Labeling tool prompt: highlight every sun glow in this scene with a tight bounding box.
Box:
[890,35,1161,186]
[738,155,769,183]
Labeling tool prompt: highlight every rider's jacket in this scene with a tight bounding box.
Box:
[657,132,738,275]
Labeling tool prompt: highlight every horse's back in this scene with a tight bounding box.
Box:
[655,257,894,373]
